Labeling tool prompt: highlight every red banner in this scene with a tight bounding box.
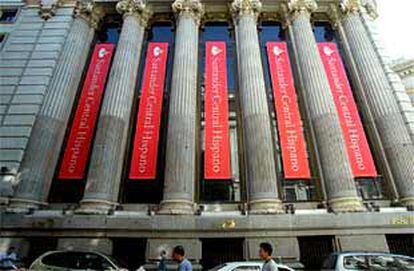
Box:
[129,43,168,179]
[267,42,311,179]
[58,43,114,179]
[204,42,231,179]
[318,42,378,177]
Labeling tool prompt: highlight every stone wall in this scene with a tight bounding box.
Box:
[0,4,74,172]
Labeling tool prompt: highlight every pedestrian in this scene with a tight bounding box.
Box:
[158,250,167,271]
[0,246,18,269]
[172,246,192,271]
[259,243,278,271]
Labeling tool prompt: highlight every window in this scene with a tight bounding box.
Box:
[259,22,286,93]
[259,22,318,202]
[42,252,116,270]
[0,9,18,23]
[199,22,240,203]
[121,22,174,204]
[96,15,122,44]
[313,22,336,43]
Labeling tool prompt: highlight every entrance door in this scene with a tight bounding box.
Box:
[386,234,414,257]
[298,236,335,270]
[201,238,244,271]
[112,238,147,270]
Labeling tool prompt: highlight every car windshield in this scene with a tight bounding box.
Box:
[343,255,414,270]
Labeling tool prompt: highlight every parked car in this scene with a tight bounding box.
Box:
[321,252,414,271]
[29,251,128,271]
[209,261,295,271]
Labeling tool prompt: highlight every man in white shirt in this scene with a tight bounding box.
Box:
[259,243,278,271]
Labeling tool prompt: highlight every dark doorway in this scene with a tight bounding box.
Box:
[386,234,414,257]
[201,238,244,271]
[26,237,58,267]
[112,238,147,270]
[298,236,335,270]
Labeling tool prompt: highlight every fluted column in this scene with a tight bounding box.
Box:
[8,0,102,212]
[158,0,204,215]
[337,0,414,209]
[285,0,363,212]
[79,0,151,213]
[231,0,283,214]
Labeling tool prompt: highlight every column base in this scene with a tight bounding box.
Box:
[328,197,365,213]
[249,199,284,214]
[7,198,46,213]
[158,199,195,215]
[76,199,117,215]
[400,197,414,211]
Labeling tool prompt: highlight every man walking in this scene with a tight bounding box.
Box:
[259,243,278,271]
[172,245,192,271]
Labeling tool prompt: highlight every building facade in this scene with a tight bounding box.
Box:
[0,0,413,269]
[392,59,414,105]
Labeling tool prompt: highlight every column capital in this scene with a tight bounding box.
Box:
[287,0,317,17]
[39,0,62,20]
[172,0,205,25]
[339,0,378,19]
[230,0,263,20]
[116,0,152,27]
[74,0,104,29]
[340,0,362,15]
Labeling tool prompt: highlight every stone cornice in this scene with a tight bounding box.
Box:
[116,0,152,27]
[230,0,263,20]
[74,0,105,29]
[172,0,205,24]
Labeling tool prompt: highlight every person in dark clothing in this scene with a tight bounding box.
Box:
[172,246,192,271]
[158,250,167,271]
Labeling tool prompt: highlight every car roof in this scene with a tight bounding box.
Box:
[330,252,414,259]
[222,261,291,268]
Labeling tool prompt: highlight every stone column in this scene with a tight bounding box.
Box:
[231,0,283,214]
[8,0,102,211]
[337,0,414,209]
[158,0,204,215]
[79,0,150,213]
[285,0,363,212]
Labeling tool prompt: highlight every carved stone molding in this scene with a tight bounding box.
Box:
[362,0,379,19]
[39,0,62,20]
[116,0,152,27]
[74,0,104,29]
[230,0,262,20]
[172,0,205,24]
